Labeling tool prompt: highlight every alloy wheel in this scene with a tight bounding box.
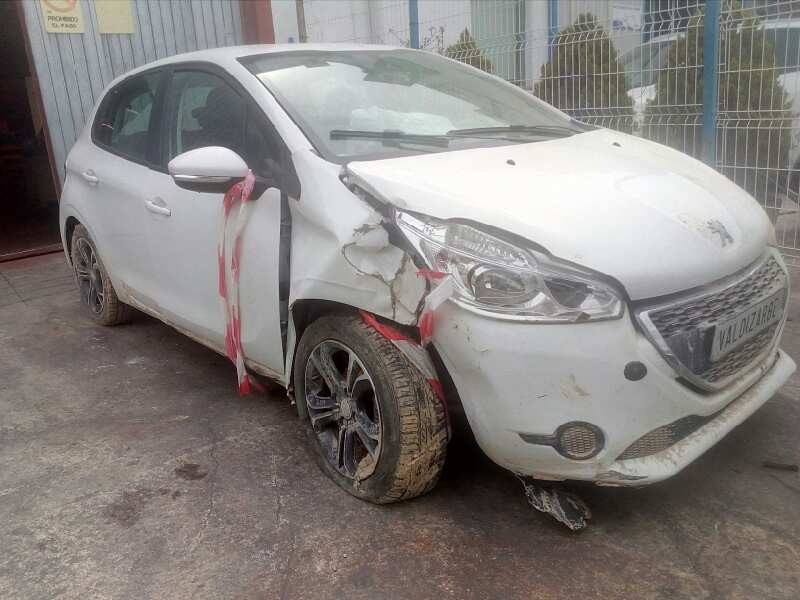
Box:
[74,238,105,315]
[304,340,382,480]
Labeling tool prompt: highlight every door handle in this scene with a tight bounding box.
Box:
[81,169,99,185]
[145,197,171,217]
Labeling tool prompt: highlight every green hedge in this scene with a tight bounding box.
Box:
[533,14,633,131]
[645,4,791,209]
[445,29,494,73]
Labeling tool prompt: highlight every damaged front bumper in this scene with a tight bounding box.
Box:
[431,300,796,486]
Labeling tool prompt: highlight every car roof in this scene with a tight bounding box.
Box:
[139,43,404,68]
[106,43,408,88]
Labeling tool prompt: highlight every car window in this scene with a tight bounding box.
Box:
[245,106,284,179]
[94,72,160,162]
[167,71,245,159]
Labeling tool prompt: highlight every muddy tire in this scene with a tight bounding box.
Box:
[70,224,132,326]
[294,313,448,504]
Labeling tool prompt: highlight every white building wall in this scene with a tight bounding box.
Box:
[524,0,550,88]
[415,1,472,50]
[272,0,301,42]
[302,0,374,42]
[271,0,470,48]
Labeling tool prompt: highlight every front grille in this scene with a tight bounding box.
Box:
[648,257,785,337]
[637,253,788,390]
[618,414,714,460]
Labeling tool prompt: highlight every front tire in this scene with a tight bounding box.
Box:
[294,314,448,504]
[70,224,132,326]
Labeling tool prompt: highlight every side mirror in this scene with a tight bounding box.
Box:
[168,146,249,192]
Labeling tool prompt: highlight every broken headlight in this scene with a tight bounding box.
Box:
[396,212,623,322]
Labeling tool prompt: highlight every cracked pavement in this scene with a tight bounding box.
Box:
[1,253,799,599]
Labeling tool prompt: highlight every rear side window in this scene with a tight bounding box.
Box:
[166,70,245,159]
[93,72,161,163]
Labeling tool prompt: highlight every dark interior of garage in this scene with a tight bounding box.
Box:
[0,2,59,262]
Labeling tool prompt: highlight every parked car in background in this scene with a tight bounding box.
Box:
[61,45,794,505]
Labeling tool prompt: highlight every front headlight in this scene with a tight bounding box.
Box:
[396,211,624,322]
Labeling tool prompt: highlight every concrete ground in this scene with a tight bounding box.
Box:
[1,253,799,600]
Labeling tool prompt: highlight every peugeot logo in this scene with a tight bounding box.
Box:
[707,219,734,247]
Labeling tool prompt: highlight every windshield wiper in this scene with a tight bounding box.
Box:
[446,124,584,138]
[329,129,450,147]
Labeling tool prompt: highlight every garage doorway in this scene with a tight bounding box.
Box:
[0,2,60,262]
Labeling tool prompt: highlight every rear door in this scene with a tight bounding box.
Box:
[145,65,287,376]
[69,70,164,302]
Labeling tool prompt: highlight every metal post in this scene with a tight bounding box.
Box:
[547,0,558,59]
[702,0,721,166]
[409,0,420,49]
[295,0,307,43]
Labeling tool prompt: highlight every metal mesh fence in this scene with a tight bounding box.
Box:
[717,0,800,261]
[297,0,800,262]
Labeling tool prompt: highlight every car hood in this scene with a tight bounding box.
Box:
[346,129,771,300]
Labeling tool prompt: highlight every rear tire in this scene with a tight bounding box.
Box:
[294,313,448,504]
[70,224,132,326]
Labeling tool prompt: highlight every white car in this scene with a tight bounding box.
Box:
[61,45,795,504]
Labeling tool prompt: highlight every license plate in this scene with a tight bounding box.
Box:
[711,291,785,361]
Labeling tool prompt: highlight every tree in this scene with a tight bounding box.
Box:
[645,3,791,212]
[533,14,633,130]
[445,29,493,73]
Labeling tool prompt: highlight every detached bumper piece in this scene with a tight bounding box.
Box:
[518,477,591,531]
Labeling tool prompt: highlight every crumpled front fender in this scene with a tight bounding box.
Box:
[283,151,430,380]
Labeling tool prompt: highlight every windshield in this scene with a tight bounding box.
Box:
[241,49,579,162]
[621,40,675,88]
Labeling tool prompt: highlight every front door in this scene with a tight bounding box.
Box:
[145,67,286,377]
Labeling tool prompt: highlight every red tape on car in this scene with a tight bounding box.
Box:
[359,309,450,439]
[218,171,263,395]
[416,270,454,345]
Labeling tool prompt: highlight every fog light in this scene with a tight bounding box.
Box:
[555,422,604,460]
